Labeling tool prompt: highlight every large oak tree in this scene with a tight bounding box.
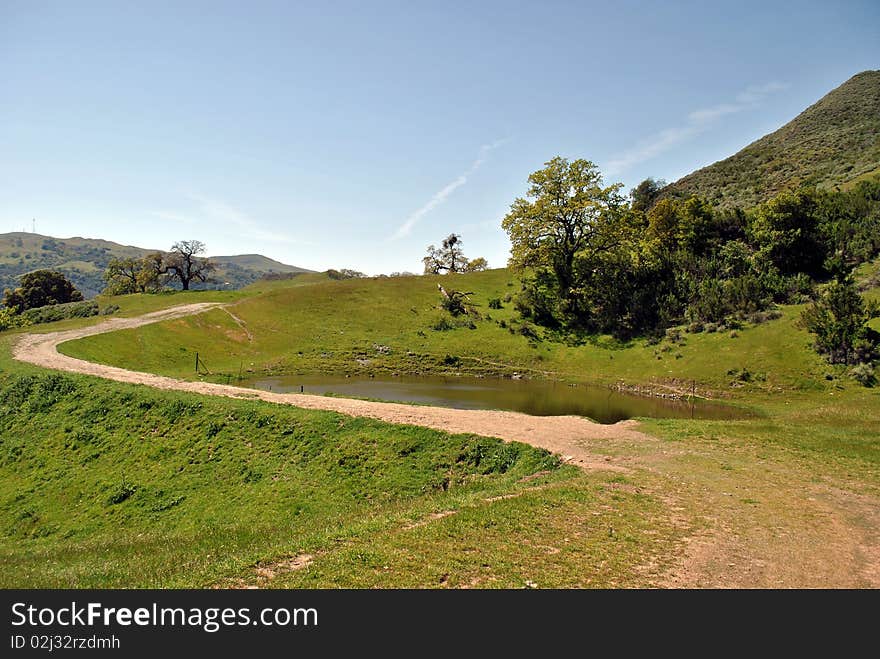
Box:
[165,240,215,290]
[501,157,624,321]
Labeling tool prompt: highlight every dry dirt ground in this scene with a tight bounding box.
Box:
[13,303,880,588]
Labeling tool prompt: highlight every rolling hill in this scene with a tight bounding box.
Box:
[0,233,313,298]
[663,69,880,208]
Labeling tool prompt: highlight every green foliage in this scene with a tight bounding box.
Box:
[103,255,171,295]
[488,297,503,309]
[423,234,486,274]
[438,287,474,317]
[630,177,666,212]
[502,157,625,328]
[849,363,876,387]
[430,315,456,331]
[0,307,23,331]
[748,190,827,277]
[503,148,880,340]
[103,257,142,295]
[326,269,366,280]
[801,278,878,365]
[466,257,489,273]
[18,300,108,325]
[106,476,137,505]
[3,270,83,311]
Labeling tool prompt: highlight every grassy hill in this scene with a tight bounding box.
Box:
[61,268,857,393]
[213,253,306,273]
[0,232,312,298]
[2,267,878,587]
[663,70,880,208]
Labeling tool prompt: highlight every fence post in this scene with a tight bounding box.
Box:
[195,352,199,374]
[691,379,695,419]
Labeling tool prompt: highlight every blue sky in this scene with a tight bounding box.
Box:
[1,1,878,274]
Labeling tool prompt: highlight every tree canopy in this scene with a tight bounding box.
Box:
[165,240,215,291]
[422,234,488,274]
[500,156,880,354]
[2,270,83,311]
[501,156,624,324]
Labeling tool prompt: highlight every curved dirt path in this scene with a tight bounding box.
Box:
[12,303,645,472]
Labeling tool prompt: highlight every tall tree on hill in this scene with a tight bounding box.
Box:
[423,234,487,274]
[103,254,169,295]
[165,241,215,290]
[138,252,167,292]
[502,157,624,322]
[2,270,83,311]
[103,257,143,295]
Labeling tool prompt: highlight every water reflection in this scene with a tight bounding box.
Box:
[241,374,749,424]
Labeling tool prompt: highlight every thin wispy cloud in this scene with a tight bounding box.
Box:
[151,210,196,224]
[605,81,790,176]
[390,138,510,240]
[185,194,306,245]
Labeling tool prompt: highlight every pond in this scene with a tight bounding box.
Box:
[241,374,749,424]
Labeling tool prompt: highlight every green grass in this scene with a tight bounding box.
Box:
[61,268,845,395]
[56,267,880,472]
[0,355,695,588]
[2,266,879,588]
[0,364,598,587]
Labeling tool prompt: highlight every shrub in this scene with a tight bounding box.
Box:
[106,477,137,505]
[850,363,875,387]
[687,321,704,333]
[516,322,540,340]
[18,300,104,325]
[488,298,503,309]
[802,278,876,365]
[0,307,21,332]
[440,294,466,316]
[786,272,816,302]
[326,269,366,280]
[430,315,456,331]
[441,354,461,367]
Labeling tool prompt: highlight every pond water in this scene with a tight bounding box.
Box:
[241,374,748,424]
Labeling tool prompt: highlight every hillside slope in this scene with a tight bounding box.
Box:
[212,253,307,274]
[664,70,880,208]
[0,233,312,298]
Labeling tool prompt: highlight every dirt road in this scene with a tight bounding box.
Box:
[12,303,643,472]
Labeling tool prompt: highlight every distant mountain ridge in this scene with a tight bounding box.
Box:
[663,70,880,208]
[0,232,313,298]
